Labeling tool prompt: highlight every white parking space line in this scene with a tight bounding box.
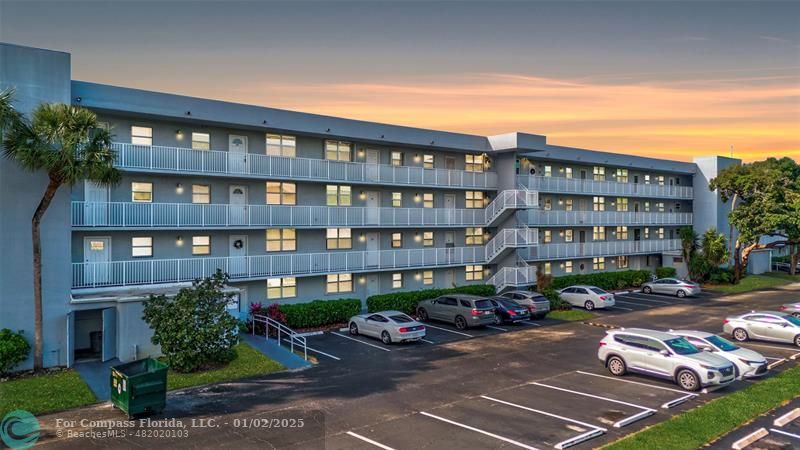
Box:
[419,411,541,450]
[617,295,671,305]
[486,325,508,332]
[331,332,391,352]
[661,393,697,409]
[521,320,541,326]
[280,337,342,361]
[608,305,634,311]
[768,358,788,369]
[634,292,687,301]
[346,431,397,450]
[421,338,436,344]
[790,352,800,360]
[613,300,653,308]
[765,357,784,360]
[770,428,800,440]
[737,342,800,353]
[422,324,474,338]
[575,371,700,396]
[530,383,656,427]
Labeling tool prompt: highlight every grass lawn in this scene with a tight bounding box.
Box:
[705,272,799,294]
[602,366,800,450]
[546,309,594,321]
[0,370,96,417]
[167,342,284,391]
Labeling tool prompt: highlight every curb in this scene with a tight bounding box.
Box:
[582,321,618,329]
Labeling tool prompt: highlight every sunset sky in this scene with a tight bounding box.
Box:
[1,1,798,162]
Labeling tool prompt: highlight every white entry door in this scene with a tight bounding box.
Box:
[366,274,380,297]
[84,181,109,226]
[101,307,117,362]
[83,237,111,286]
[366,149,380,182]
[229,235,248,277]
[444,194,456,225]
[229,185,247,225]
[445,269,455,288]
[366,232,380,268]
[366,191,380,225]
[228,135,248,173]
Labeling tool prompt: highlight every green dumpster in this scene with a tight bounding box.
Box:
[110,358,168,418]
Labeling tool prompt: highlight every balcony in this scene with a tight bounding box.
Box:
[520,210,693,227]
[519,238,680,261]
[112,143,498,190]
[486,262,536,291]
[72,246,487,289]
[518,175,693,199]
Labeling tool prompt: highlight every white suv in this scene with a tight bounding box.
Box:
[598,328,736,391]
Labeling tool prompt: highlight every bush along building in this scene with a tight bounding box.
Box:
[0,43,740,369]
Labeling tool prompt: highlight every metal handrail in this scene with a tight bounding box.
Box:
[518,175,694,199]
[252,314,308,361]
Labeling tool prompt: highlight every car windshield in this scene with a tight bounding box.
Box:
[782,315,800,327]
[495,298,520,309]
[389,314,414,323]
[705,335,739,351]
[589,288,608,295]
[474,299,493,309]
[664,338,700,355]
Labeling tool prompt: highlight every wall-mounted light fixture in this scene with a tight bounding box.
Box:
[414,272,422,281]
[359,191,366,201]
[358,149,365,158]
[414,194,421,203]
[176,129,184,140]
[185,111,192,116]
[413,154,421,163]
[560,262,565,268]
[359,233,366,242]
[559,167,565,173]
[558,199,564,205]
[414,233,421,242]
[358,276,366,285]
[176,236,184,247]
[558,231,564,237]
[176,183,184,194]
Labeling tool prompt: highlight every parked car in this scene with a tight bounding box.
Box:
[641,278,701,298]
[598,328,736,391]
[724,311,800,347]
[348,311,426,344]
[670,330,768,379]
[558,285,616,310]
[498,290,551,319]
[416,294,496,329]
[488,297,531,324]
[779,302,800,318]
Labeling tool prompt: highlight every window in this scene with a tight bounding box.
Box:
[657,175,665,186]
[326,228,352,250]
[131,126,152,146]
[616,226,629,239]
[544,165,552,177]
[544,262,551,275]
[644,201,651,212]
[593,257,605,270]
[465,154,484,172]
[565,260,573,273]
[132,182,153,203]
[565,199,573,211]
[465,191,484,208]
[593,166,606,181]
[266,182,296,205]
[644,227,650,239]
[392,273,403,289]
[266,134,296,157]
[390,151,403,166]
[423,270,433,285]
[266,229,296,252]
[423,231,434,247]
[423,154,434,169]
[326,185,352,206]
[423,193,434,208]
[657,227,665,239]
[593,226,606,241]
[543,230,552,243]
[543,198,552,211]
[391,232,403,248]
[617,198,628,212]
[132,237,152,257]
[656,202,665,212]
[616,168,628,183]
[325,140,351,161]
[192,184,210,204]
[192,236,210,255]
[465,265,483,281]
[191,132,210,150]
[618,255,629,269]
[466,227,484,245]
[564,229,573,242]
[593,196,605,211]
[644,174,651,184]
[327,273,353,293]
[392,192,402,207]
[267,277,296,299]
[565,167,573,179]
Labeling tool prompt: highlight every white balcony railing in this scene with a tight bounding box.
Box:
[487,262,536,291]
[113,143,498,189]
[518,176,693,199]
[485,227,538,262]
[484,189,539,225]
[519,238,681,261]
[520,210,693,227]
[72,246,487,289]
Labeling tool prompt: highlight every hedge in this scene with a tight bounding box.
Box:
[551,270,651,291]
[278,298,361,328]
[656,266,678,279]
[367,285,496,314]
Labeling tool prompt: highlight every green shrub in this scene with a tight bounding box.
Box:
[367,285,496,314]
[541,288,570,311]
[551,270,651,291]
[656,266,678,279]
[279,298,361,328]
[0,329,30,375]
[709,267,735,284]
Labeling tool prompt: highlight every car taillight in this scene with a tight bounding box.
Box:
[685,285,696,289]
[508,310,516,316]
[399,327,409,333]
[528,305,536,312]
[599,342,606,346]
[780,305,787,310]
[600,296,609,301]
[723,319,729,324]
[471,308,480,316]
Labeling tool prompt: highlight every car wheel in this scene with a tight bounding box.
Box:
[643,286,652,294]
[794,334,800,348]
[732,328,749,342]
[417,308,428,322]
[676,369,700,391]
[607,356,627,376]
[584,300,595,311]
[676,289,686,298]
[534,313,547,320]
[381,331,392,345]
[792,312,800,319]
[454,316,468,330]
[493,314,503,325]
[349,323,359,336]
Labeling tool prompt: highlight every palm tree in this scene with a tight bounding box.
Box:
[2,91,120,370]
[678,226,699,266]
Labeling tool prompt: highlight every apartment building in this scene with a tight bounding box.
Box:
[0,43,738,369]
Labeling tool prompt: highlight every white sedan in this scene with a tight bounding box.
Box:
[558,285,616,310]
[671,330,768,379]
[349,310,426,344]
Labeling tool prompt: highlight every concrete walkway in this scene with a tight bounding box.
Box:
[74,358,120,401]
[242,333,312,371]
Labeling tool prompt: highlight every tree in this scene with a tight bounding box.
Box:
[701,228,729,267]
[678,226,699,266]
[142,271,240,372]
[710,158,800,282]
[1,91,120,370]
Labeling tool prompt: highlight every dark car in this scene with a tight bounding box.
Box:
[488,297,531,324]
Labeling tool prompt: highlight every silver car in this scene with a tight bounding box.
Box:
[670,330,768,379]
[724,311,800,347]
[349,311,426,344]
[641,278,701,298]
[779,302,800,318]
[598,328,735,391]
[498,290,551,319]
[558,285,616,310]
[416,294,496,329]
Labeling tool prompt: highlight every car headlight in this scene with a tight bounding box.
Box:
[738,358,764,365]
[699,364,720,371]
